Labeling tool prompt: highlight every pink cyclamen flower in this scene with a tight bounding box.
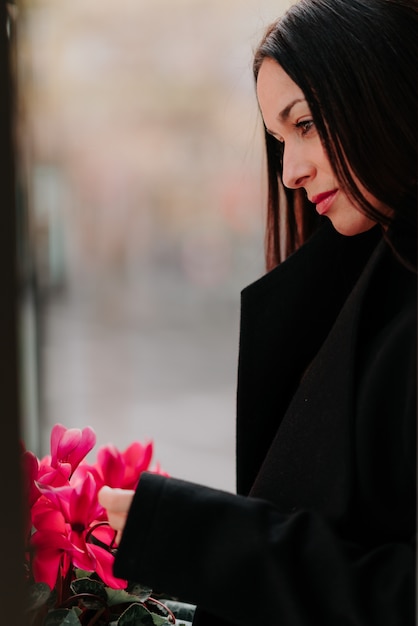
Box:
[121,441,157,487]
[77,440,157,491]
[30,501,77,589]
[50,424,96,475]
[37,455,73,488]
[32,472,126,590]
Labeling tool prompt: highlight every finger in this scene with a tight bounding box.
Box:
[106,510,128,532]
[98,486,135,512]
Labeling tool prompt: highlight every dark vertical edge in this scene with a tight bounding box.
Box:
[0,1,25,624]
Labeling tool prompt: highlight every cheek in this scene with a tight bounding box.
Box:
[329,194,378,235]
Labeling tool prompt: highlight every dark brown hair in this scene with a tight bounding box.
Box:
[254,0,417,270]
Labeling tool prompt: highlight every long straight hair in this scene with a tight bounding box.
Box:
[254,0,417,270]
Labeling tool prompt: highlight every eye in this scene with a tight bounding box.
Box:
[295,119,315,136]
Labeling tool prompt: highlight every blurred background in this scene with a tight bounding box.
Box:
[16,0,291,492]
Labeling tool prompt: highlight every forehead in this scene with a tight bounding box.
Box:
[256,57,305,121]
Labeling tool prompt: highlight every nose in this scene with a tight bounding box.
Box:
[281,142,315,189]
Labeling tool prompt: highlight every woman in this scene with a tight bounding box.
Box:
[99,1,417,624]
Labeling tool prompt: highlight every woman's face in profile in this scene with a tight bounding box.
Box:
[256,57,383,236]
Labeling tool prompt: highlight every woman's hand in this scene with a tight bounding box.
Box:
[98,486,135,545]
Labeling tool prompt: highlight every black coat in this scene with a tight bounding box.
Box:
[114,222,416,625]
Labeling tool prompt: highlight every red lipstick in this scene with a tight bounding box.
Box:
[311,190,338,215]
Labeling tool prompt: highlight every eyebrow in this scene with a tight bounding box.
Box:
[265,98,308,138]
[278,98,306,122]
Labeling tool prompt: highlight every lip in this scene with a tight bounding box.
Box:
[310,189,338,215]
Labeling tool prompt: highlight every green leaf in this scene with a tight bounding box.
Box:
[116,603,155,626]
[160,600,196,622]
[70,576,108,604]
[151,614,172,626]
[126,582,153,602]
[25,582,52,612]
[106,587,146,607]
[73,568,103,584]
[74,568,93,579]
[42,608,81,625]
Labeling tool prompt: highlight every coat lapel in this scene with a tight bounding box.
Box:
[237,221,382,498]
[248,239,387,524]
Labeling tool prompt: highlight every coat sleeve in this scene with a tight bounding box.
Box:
[113,471,415,626]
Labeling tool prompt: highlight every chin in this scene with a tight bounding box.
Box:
[327,215,377,237]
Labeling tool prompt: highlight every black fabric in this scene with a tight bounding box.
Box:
[114,222,416,625]
[236,220,382,498]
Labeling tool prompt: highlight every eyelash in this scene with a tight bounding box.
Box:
[294,119,315,135]
[271,119,315,148]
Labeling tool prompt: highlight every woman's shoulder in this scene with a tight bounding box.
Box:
[241,221,382,307]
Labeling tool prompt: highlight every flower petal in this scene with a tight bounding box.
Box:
[50,424,96,473]
[31,502,67,534]
[96,445,125,488]
[151,462,169,477]
[50,424,67,461]
[67,426,96,471]
[121,441,153,488]
[36,484,73,520]
[88,523,116,547]
[89,543,127,589]
[31,529,72,551]
[67,529,98,571]
[22,451,41,506]
[31,531,74,589]
[38,463,72,487]
[32,549,62,589]
[69,473,100,526]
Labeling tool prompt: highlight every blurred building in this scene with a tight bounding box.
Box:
[17,0,292,491]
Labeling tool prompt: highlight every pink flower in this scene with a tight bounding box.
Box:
[37,455,73,488]
[50,424,96,475]
[22,450,41,508]
[32,473,126,590]
[24,424,167,597]
[76,440,156,491]
[30,500,76,589]
[121,441,157,487]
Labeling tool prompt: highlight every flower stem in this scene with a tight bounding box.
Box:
[86,607,107,625]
